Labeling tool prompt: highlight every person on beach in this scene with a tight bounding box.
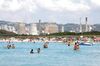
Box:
[30,49,34,54]
[37,48,40,53]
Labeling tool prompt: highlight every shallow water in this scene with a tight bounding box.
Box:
[0,42,100,66]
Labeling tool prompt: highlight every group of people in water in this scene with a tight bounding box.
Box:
[67,41,80,50]
[5,41,78,55]
[6,44,15,49]
[30,42,49,54]
[30,48,41,54]
[5,41,49,54]
[30,41,79,54]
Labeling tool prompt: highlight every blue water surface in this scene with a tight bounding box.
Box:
[0,42,100,66]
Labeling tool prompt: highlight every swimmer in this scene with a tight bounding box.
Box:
[43,43,48,48]
[30,49,34,54]
[74,42,79,50]
[11,44,15,49]
[68,42,70,46]
[7,44,11,49]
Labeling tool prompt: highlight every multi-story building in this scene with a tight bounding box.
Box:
[36,22,59,34]
[80,24,93,32]
[64,24,79,32]
[58,24,64,32]
[80,17,93,32]
[93,24,100,32]
[30,23,38,35]
[44,23,58,34]
[17,22,26,34]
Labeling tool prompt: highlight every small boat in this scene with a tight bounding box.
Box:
[79,42,93,46]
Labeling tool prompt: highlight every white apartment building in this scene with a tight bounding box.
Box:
[30,23,38,35]
[17,22,26,34]
[44,23,58,34]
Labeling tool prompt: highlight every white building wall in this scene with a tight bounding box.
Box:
[30,23,38,35]
[17,22,26,34]
[44,23,58,34]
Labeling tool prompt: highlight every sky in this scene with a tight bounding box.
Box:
[0,0,100,24]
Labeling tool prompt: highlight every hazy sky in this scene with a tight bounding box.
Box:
[0,0,100,24]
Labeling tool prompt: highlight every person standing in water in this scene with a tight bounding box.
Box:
[37,48,40,53]
[74,42,79,50]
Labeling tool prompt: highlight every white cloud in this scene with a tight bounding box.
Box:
[19,0,37,12]
[0,0,21,11]
[0,0,37,12]
[35,0,59,11]
[91,0,100,6]
[56,0,90,11]
[0,0,91,12]
[35,0,90,12]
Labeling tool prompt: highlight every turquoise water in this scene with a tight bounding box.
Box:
[0,42,100,66]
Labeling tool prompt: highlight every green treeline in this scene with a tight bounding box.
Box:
[0,29,100,39]
[0,30,16,36]
[49,31,100,36]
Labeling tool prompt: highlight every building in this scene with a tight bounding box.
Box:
[30,23,38,35]
[79,17,93,32]
[81,24,93,32]
[44,23,58,34]
[93,24,100,32]
[17,22,26,34]
[58,24,64,32]
[64,23,79,32]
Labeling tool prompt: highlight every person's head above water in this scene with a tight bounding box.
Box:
[38,48,40,50]
[30,49,34,54]
[75,42,77,45]
[31,49,33,51]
